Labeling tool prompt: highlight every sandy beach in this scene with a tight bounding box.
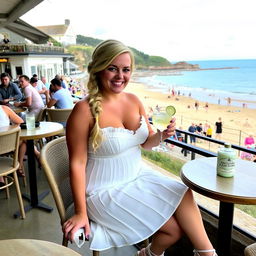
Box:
[125,80,256,147]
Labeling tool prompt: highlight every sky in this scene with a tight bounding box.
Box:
[22,0,256,62]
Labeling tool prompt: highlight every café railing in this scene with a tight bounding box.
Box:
[0,44,64,54]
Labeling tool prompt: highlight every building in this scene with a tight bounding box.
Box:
[0,29,74,81]
[36,19,76,46]
[0,2,76,81]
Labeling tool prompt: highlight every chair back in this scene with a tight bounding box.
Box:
[36,107,46,122]
[0,126,20,165]
[46,108,72,123]
[40,136,72,223]
[245,243,256,256]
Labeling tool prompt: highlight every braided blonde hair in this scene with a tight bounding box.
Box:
[87,39,134,151]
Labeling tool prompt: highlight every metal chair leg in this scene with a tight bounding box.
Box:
[93,251,100,256]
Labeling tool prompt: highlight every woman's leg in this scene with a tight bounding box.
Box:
[150,216,183,254]
[18,141,27,175]
[138,189,215,256]
[174,189,214,255]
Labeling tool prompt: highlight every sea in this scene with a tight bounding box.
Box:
[137,59,256,109]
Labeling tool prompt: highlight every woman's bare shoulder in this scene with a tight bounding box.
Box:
[73,98,90,113]
[124,92,141,104]
[68,98,92,122]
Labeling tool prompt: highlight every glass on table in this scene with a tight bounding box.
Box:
[25,111,35,130]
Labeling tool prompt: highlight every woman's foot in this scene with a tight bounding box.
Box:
[193,249,217,256]
[136,248,146,256]
[136,244,164,256]
[17,167,25,177]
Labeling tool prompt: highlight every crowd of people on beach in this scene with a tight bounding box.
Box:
[147,104,256,163]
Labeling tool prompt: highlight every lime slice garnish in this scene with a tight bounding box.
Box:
[166,105,176,116]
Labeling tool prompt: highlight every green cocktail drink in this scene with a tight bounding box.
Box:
[152,105,176,131]
[152,112,171,131]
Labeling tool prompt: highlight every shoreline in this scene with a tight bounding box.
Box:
[125,81,256,145]
[132,71,256,109]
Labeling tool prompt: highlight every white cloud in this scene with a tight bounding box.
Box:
[22,0,256,61]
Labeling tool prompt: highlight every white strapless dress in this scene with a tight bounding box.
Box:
[85,116,187,251]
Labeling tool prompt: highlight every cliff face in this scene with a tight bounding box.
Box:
[70,35,201,70]
[147,62,200,70]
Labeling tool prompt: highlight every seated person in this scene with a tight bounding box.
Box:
[41,76,50,90]
[241,134,255,161]
[244,134,255,146]
[13,75,44,176]
[30,77,47,105]
[0,105,23,185]
[0,72,22,105]
[14,75,44,120]
[0,105,23,127]
[46,78,73,109]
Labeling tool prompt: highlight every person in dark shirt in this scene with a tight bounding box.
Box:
[0,72,22,104]
[188,123,196,145]
[215,117,223,140]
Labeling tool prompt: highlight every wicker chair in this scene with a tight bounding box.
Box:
[41,136,148,256]
[46,108,72,123]
[0,125,25,219]
[40,136,99,255]
[46,108,73,136]
[245,243,256,256]
[36,107,46,122]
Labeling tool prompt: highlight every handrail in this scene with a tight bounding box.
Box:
[174,128,256,155]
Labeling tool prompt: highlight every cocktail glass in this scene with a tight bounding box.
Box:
[152,106,176,151]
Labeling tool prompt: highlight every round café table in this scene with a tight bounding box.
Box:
[181,157,256,256]
[14,122,64,218]
[0,239,81,256]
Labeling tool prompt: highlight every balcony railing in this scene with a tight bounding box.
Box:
[0,44,65,54]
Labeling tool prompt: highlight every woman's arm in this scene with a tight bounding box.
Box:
[3,105,24,124]
[63,99,93,241]
[135,96,176,150]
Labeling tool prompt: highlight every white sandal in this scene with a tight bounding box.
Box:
[136,244,164,256]
[193,249,218,256]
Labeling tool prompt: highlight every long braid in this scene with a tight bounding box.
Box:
[87,74,103,151]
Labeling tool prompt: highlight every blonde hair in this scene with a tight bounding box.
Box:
[87,39,134,151]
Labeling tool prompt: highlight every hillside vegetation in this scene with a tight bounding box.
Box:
[68,35,198,71]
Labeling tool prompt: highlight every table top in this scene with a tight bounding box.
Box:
[20,121,64,140]
[181,157,256,204]
[0,239,81,256]
[0,124,19,133]
[9,104,27,114]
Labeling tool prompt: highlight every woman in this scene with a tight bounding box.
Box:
[241,134,255,161]
[0,105,23,185]
[0,104,23,127]
[215,117,222,140]
[63,40,217,256]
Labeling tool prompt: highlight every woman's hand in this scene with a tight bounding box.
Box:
[63,213,90,242]
[162,117,176,141]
